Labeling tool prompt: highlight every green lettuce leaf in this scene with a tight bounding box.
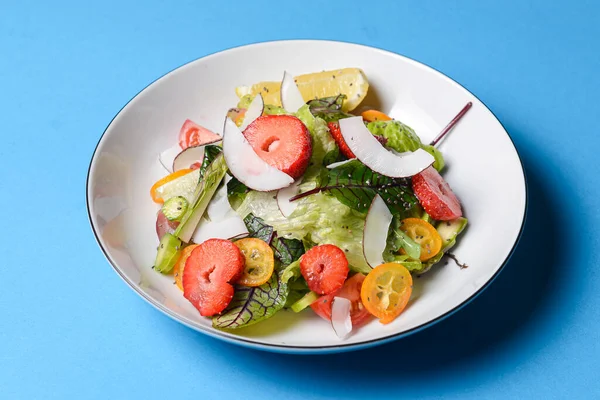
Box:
[236,190,371,274]
[367,120,445,171]
[295,105,337,183]
[307,95,353,122]
[212,272,288,330]
[264,104,288,115]
[293,159,421,217]
[386,229,421,261]
[422,145,445,171]
[280,260,301,284]
[236,94,288,116]
[236,94,254,109]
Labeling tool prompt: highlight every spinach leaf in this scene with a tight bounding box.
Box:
[292,159,420,217]
[212,272,289,330]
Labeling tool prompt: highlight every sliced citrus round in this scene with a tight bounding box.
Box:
[234,238,275,287]
[361,263,413,324]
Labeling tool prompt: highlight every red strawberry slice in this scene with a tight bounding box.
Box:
[327,121,356,159]
[179,119,222,149]
[182,239,245,316]
[300,244,349,295]
[243,115,312,179]
[412,166,462,221]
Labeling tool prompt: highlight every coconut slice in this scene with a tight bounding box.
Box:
[331,297,353,339]
[159,144,181,173]
[276,179,302,217]
[280,71,305,113]
[326,158,357,169]
[206,175,234,222]
[191,216,249,244]
[363,194,393,268]
[239,93,264,131]
[339,116,434,178]
[171,145,205,172]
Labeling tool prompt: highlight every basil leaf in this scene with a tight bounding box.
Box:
[307,95,353,122]
[293,159,420,217]
[212,272,289,330]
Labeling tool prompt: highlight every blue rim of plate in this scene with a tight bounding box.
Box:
[86,39,528,354]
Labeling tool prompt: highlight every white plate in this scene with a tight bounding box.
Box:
[87,40,527,354]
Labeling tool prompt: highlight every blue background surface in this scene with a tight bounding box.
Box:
[2,0,599,398]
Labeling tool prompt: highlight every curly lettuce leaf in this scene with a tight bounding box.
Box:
[236,94,288,116]
[384,217,468,275]
[264,104,288,115]
[294,159,420,217]
[367,120,445,171]
[280,259,301,284]
[295,105,337,182]
[422,145,445,171]
[385,225,421,261]
[236,190,371,274]
[212,272,288,330]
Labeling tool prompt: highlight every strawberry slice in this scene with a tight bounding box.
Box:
[182,239,245,316]
[300,244,349,295]
[179,119,221,149]
[243,115,312,179]
[310,273,372,327]
[412,166,462,221]
[327,121,356,159]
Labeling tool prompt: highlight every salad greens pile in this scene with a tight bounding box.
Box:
[230,95,463,280]
[152,88,467,332]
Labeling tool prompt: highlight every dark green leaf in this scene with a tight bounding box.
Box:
[272,237,305,266]
[212,272,288,330]
[307,95,354,122]
[243,214,305,266]
[227,176,249,207]
[322,147,342,166]
[293,160,420,217]
[199,145,223,180]
[243,213,274,243]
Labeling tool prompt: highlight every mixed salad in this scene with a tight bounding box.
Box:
[151,68,468,338]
